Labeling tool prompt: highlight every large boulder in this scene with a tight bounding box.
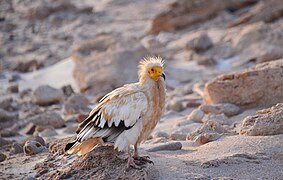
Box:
[240,103,283,136]
[148,0,257,34]
[72,35,149,93]
[204,59,283,108]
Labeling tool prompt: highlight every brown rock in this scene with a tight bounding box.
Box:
[32,85,63,106]
[21,122,36,135]
[148,0,257,34]
[61,85,75,97]
[76,114,88,123]
[10,143,24,154]
[240,103,283,136]
[72,35,149,93]
[7,84,19,93]
[23,140,47,155]
[63,94,90,115]
[204,59,283,108]
[147,142,182,152]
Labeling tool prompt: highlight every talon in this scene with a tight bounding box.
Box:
[127,157,141,170]
[133,155,154,165]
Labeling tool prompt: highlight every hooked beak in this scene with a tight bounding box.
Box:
[162,73,166,80]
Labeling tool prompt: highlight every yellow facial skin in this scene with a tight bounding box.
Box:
[148,66,163,81]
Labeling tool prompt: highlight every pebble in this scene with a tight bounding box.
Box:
[37,128,58,137]
[186,33,213,52]
[187,109,205,123]
[7,84,19,93]
[63,94,90,115]
[152,131,169,139]
[10,143,24,154]
[23,141,47,155]
[147,142,182,152]
[0,152,7,162]
[168,99,184,112]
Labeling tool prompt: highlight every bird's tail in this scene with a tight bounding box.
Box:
[65,138,103,156]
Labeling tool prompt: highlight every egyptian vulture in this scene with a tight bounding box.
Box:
[65,56,166,168]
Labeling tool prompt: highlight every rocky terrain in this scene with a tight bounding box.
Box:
[1,0,283,179]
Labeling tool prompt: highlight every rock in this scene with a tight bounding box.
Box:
[23,141,47,155]
[0,108,19,121]
[7,84,19,93]
[0,152,7,162]
[72,35,149,93]
[194,55,216,66]
[168,99,184,112]
[37,128,58,137]
[10,143,24,154]
[187,109,205,123]
[0,97,17,111]
[63,94,90,115]
[61,85,75,97]
[148,0,257,34]
[171,123,202,140]
[204,59,283,108]
[28,111,65,128]
[194,133,222,145]
[202,114,228,125]
[0,129,18,137]
[200,103,241,117]
[229,0,283,27]
[21,122,36,135]
[147,142,182,152]
[0,137,12,147]
[187,120,226,144]
[186,33,213,52]
[32,85,63,106]
[230,21,283,66]
[240,103,283,136]
[152,131,169,139]
[141,35,161,50]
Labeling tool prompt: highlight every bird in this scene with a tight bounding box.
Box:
[65,56,166,168]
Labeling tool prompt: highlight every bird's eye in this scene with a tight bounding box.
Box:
[151,68,154,72]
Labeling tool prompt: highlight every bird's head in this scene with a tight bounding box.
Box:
[138,56,165,84]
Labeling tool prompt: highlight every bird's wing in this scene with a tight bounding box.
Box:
[76,84,148,143]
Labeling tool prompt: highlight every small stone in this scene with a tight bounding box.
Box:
[168,99,184,112]
[0,137,12,147]
[23,140,47,155]
[10,143,24,154]
[7,84,19,93]
[152,131,169,139]
[0,129,18,137]
[37,128,58,137]
[32,85,63,106]
[63,94,90,115]
[61,85,75,97]
[147,142,182,152]
[194,133,222,145]
[187,109,205,123]
[0,97,17,111]
[0,152,7,162]
[21,122,36,135]
[0,108,19,122]
[200,103,241,117]
[170,131,187,141]
[186,33,213,52]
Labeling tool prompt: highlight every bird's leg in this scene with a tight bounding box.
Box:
[133,143,153,164]
[127,146,141,169]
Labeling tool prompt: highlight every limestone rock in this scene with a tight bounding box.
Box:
[204,59,283,108]
[72,35,149,93]
[32,85,63,106]
[148,0,257,34]
[200,103,240,117]
[187,109,205,123]
[63,94,90,115]
[240,103,283,136]
[147,142,182,152]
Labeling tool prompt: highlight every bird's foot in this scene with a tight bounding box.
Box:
[127,157,142,170]
[133,155,154,165]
